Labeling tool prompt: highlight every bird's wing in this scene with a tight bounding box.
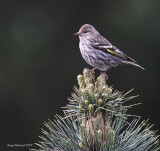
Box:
[90,37,136,62]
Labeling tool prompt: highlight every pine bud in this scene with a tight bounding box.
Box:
[85,78,90,85]
[87,83,94,94]
[109,88,112,93]
[102,85,109,91]
[77,75,83,86]
[83,69,90,79]
[88,104,94,115]
[79,105,83,110]
[110,129,115,144]
[95,81,98,87]
[84,100,89,106]
[107,87,112,93]
[97,74,106,87]
[110,129,115,137]
[102,93,109,99]
[81,123,85,127]
[98,99,103,106]
[102,86,106,90]
[79,142,84,148]
[97,129,102,140]
[82,96,85,102]
[94,93,98,99]
[81,89,85,94]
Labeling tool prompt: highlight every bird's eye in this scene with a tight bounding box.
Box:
[83,30,88,33]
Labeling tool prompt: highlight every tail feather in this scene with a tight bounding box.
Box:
[122,61,145,70]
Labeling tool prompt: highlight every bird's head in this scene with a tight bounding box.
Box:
[74,24,99,40]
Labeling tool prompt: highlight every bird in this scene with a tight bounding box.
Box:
[74,24,145,77]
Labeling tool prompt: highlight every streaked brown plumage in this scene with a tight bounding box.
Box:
[74,24,145,72]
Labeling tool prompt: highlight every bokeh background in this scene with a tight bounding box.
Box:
[0,0,160,150]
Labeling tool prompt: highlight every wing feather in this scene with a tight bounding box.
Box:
[90,37,136,62]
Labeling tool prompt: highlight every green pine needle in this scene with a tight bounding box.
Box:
[31,69,160,151]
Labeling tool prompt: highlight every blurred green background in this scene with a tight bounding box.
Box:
[1,0,160,150]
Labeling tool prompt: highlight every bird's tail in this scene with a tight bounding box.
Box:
[122,61,145,70]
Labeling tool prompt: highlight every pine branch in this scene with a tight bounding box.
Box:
[31,69,160,151]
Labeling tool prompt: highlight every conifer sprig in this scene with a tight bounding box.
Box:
[32,69,160,151]
[64,69,137,120]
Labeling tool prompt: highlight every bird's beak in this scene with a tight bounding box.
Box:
[73,32,81,36]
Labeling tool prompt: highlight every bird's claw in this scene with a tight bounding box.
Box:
[100,72,109,81]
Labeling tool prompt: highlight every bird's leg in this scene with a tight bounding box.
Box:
[91,67,97,72]
[84,67,97,72]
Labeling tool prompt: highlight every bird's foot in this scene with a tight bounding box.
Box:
[84,68,90,71]
[100,70,108,80]
[84,67,97,73]
[84,67,97,80]
[89,68,97,80]
[83,68,95,80]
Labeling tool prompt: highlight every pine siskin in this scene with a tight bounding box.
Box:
[74,24,145,74]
